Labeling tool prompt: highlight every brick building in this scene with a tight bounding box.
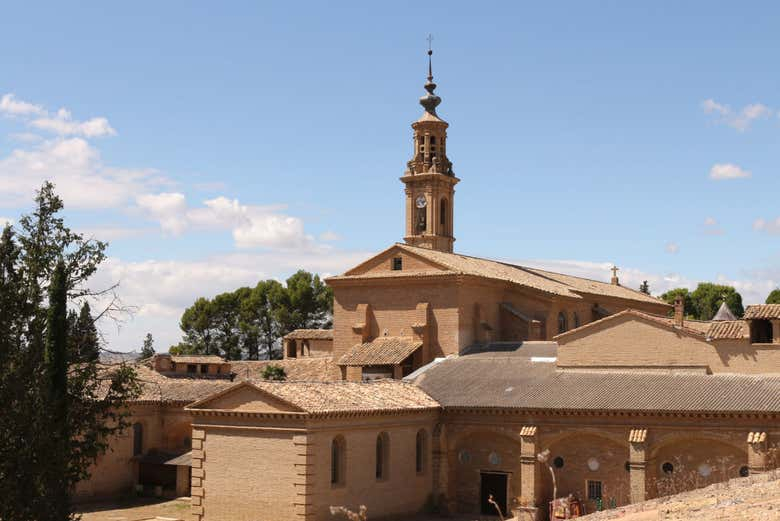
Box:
[81,51,780,521]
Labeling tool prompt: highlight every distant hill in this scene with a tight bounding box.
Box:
[99,350,142,364]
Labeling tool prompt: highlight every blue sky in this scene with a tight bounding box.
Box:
[1,2,779,351]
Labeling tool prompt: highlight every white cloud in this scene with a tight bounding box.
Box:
[320,230,341,241]
[8,132,43,143]
[0,93,46,116]
[31,110,116,138]
[77,225,152,241]
[709,163,751,180]
[512,257,773,305]
[136,192,189,235]
[702,98,772,132]
[137,193,316,250]
[753,217,780,235]
[665,242,680,254]
[512,258,695,298]
[0,137,167,208]
[1,93,116,138]
[0,216,12,227]
[91,249,370,351]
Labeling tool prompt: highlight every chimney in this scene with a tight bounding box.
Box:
[673,296,684,328]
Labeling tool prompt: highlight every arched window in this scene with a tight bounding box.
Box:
[331,436,346,486]
[376,432,389,480]
[440,198,448,235]
[415,429,428,474]
[573,312,580,329]
[132,422,143,456]
[557,312,568,334]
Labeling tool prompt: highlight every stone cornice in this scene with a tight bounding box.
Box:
[443,406,780,420]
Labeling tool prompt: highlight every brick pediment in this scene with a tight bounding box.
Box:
[186,382,304,413]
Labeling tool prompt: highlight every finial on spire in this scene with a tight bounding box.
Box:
[427,34,434,82]
[610,265,620,286]
[420,34,442,115]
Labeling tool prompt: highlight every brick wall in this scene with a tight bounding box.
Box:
[308,413,438,520]
[558,313,780,372]
[199,426,301,521]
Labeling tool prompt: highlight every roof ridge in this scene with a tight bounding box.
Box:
[398,244,665,305]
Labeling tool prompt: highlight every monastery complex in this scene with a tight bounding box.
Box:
[77,52,780,520]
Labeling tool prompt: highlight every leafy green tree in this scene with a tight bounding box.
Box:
[176,270,333,360]
[274,270,334,334]
[179,297,218,355]
[690,283,743,320]
[140,333,155,359]
[766,289,780,304]
[661,284,744,320]
[639,280,650,295]
[239,279,285,360]
[0,183,140,520]
[261,364,287,381]
[660,288,694,317]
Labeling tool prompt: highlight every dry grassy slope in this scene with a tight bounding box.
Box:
[581,470,780,520]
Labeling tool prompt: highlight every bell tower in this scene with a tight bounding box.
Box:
[402,43,459,253]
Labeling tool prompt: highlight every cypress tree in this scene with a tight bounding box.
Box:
[44,259,69,520]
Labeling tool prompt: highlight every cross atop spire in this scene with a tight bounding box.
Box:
[610,265,620,286]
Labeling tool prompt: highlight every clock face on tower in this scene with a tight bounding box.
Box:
[415,195,427,208]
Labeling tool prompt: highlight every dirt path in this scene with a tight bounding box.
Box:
[77,497,190,521]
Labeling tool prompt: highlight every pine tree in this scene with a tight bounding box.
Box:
[140,333,155,359]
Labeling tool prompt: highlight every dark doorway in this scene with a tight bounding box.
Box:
[480,472,508,516]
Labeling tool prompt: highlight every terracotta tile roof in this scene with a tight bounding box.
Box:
[248,379,439,414]
[707,320,747,340]
[133,365,235,404]
[336,244,668,307]
[230,358,342,382]
[283,329,334,340]
[169,355,227,364]
[338,337,422,366]
[409,347,780,413]
[744,304,780,320]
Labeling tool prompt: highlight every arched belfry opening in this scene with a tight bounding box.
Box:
[402,44,459,253]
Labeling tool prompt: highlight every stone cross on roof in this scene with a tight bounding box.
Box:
[610,265,620,286]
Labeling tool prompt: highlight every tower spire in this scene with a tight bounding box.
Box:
[427,34,434,82]
[420,35,441,115]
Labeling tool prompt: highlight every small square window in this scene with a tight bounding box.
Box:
[200,364,208,374]
[391,257,402,271]
[587,480,602,501]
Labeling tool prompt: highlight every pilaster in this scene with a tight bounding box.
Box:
[519,425,542,508]
[747,431,768,473]
[293,433,315,519]
[628,428,648,504]
[432,423,453,513]
[190,428,205,521]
